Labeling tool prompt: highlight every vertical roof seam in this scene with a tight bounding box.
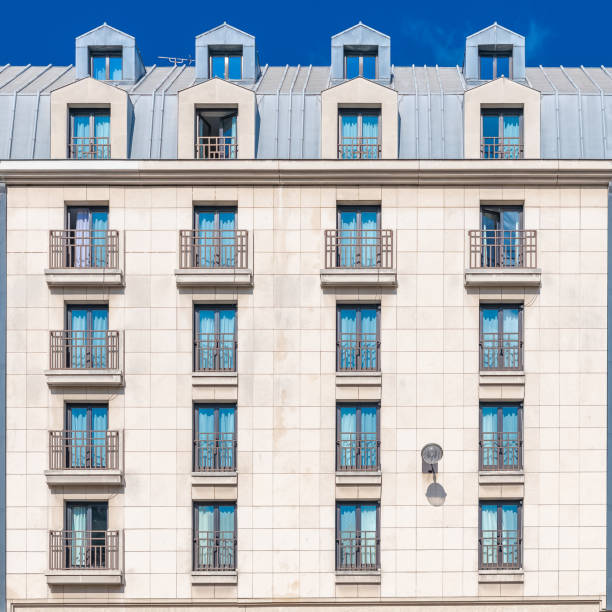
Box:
[539,66,560,157]
[287,65,300,159]
[15,64,52,93]
[435,65,445,158]
[274,65,289,158]
[0,65,31,92]
[130,64,157,93]
[254,64,269,92]
[301,65,313,158]
[412,65,419,158]
[581,66,607,156]
[560,65,584,157]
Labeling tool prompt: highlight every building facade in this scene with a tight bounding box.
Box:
[0,20,611,612]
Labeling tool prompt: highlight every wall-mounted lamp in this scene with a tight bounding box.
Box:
[421,443,447,507]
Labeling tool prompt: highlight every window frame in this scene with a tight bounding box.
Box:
[479,303,523,371]
[478,49,513,80]
[193,403,237,471]
[336,303,381,372]
[478,500,523,570]
[66,205,109,230]
[480,108,524,159]
[479,403,523,471]
[68,109,111,159]
[480,204,524,231]
[66,303,109,332]
[344,50,378,79]
[193,304,237,372]
[65,402,109,431]
[89,50,123,81]
[336,403,380,471]
[337,109,382,142]
[209,53,243,80]
[335,501,380,570]
[192,502,237,571]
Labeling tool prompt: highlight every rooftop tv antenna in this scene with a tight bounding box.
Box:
[158,56,194,66]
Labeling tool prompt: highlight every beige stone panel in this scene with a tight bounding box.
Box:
[50,77,129,159]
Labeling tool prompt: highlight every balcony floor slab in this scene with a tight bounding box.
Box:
[465,268,542,288]
[321,268,397,288]
[45,369,124,387]
[175,268,253,287]
[45,268,123,287]
[45,469,123,486]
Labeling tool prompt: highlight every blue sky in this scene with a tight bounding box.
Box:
[1,0,611,68]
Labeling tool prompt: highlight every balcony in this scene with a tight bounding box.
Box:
[47,530,122,585]
[480,136,523,160]
[336,531,380,583]
[338,137,380,160]
[194,433,236,472]
[69,137,110,160]
[480,431,522,472]
[195,136,237,160]
[45,229,123,287]
[175,229,252,287]
[192,531,237,585]
[321,229,396,287]
[465,229,541,287]
[479,529,521,573]
[193,332,237,388]
[337,434,380,472]
[45,430,122,486]
[45,330,123,387]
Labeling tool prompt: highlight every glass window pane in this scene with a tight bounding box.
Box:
[362,55,376,79]
[482,114,499,138]
[345,55,359,79]
[480,55,493,80]
[92,56,106,80]
[211,56,225,79]
[109,56,122,80]
[497,55,510,78]
[228,56,242,80]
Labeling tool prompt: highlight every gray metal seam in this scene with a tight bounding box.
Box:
[148,65,178,158]
[561,65,584,157]
[0,64,31,92]
[287,65,300,159]
[158,65,185,158]
[301,65,313,158]
[424,65,431,158]
[412,65,419,157]
[435,65,445,158]
[540,65,561,157]
[30,92,41,158]
[254,64,268,92]
[274,65,289,158]
[16,64,52,94]
[581,66,608,156]
[130,64,157,93]
[455,65,467,90]
[40,64,73,94]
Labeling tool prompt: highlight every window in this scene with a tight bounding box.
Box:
[336,503,379,570]
[480,304,522,371]
[337,404,379,471]
[196,109,237,159]
[344,48,377,79]
[64,404,110,469]
[194,305,236,372]
[481,109,523,159]
[479,48,512,80]
[192,207,237,267]
[65,502,109,569]
[65,305,110,369]
[69,109,110,159]
[209,50,242,80]
[337,305,380,372]
[338,110,380,159]
[480,404,522,471]
[194,404,236,471]
[479,501,522,570]
[63,206,111,269]
[90,50,123,80]
[336,205,380,268]
[194,503,236,571]
[480,205,523,267]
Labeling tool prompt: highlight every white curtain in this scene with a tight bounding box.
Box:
[70,506,88,567]
[481,504,498,565]
[74,211,90,268]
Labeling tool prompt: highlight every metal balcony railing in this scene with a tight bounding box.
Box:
[479,431,522,471]
[195,136,237,159]
[49,530,120,570]
[337,333,379,372]
[336,433,380,471]
[194,433,236,471]
[469,229,537,268]
[194,332,237,372]
[50,330,120,370]
[69,137,110,159]
[479,332,522,371]
[49,430,120,470]
[324,229,393,269]
[194,531,236,571]
[179,229,248,269]
[336,531,379,570]
[480,136,523,159]
[49,229,119,269]
[479,529,521,570]
[338,137,381,159]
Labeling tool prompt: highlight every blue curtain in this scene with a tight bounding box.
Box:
[339,504,357,567]
[219,211,236,267]
[480,211,498,267]
[360,406,377,468]
[360,308,378,370]
[503,115,520,159]
[502,504,519,565]
[92,309,109,369]
[503,210,521,267]
[94,115,110,159]
[73,115,90,159]
[70,407,88,468]
[339,406,357,468]
[360,211,378,267]
[360,505,377,566]
[219,310,236,371]
[91,211,108,268]
[481,308,499,369]
[361,115,379,159]
[339,308,357,370]
[222,115,237,158]
[197,505,215,567]
[482,114,499,159]
[74,210,90,268]
[481,406,498,468]
[92,407,108,468]
[198,310,216,370]
[481,504,498,565]
[197,212,216,268]
[197,407,215,469]
[502,308,520,369]
[502,406,519,467]
[338,210,357,267]
[340,115,358,159]
[70,506,87,567]
[70,309,87,369]
[219,407,235,469]
[218,506,235,567]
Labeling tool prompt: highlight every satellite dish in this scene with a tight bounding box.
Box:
[421,443,443,465]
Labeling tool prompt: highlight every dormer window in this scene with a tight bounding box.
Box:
[69,109,110,159]
[90,49,122,80]
[209,48,242,80]
[344,46,377,79]
[196,109,237,159]
[479,47,512,80]
[481,108,523,159]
